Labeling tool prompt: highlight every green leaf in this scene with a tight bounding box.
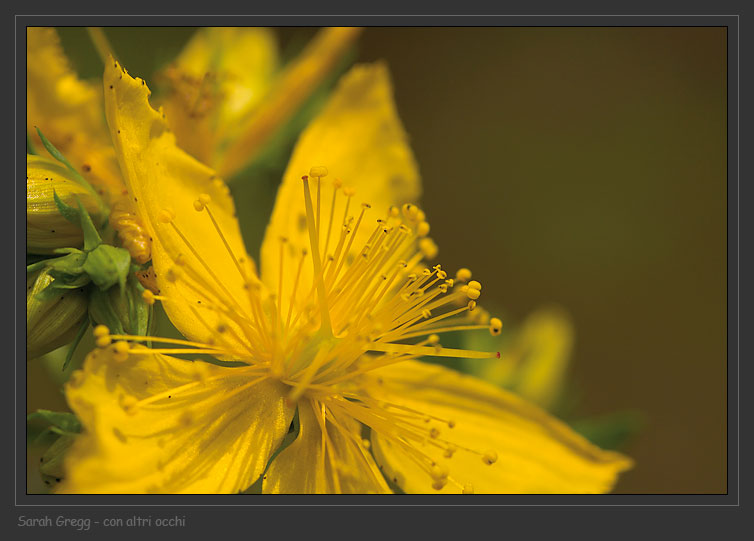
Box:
[27,410,82,435]
[82,244,131,291]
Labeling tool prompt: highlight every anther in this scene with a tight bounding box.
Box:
[432,479,448,491]
[489,317,503,336]
[428,334,440,345]
[419,238,438,260]
[416,221,430,237]
[142,289,156,305]
[430,464,449,480]
[482,450,498,465]
[93,325,110,338]
[389,205,400,218]
[112,341,130,362]
[309,166,328,178]
[455,268,472,282]
[362,439,371,449]
[158,208,175,223]
[466,288,481,300]
[421,309,432,319]
[447,419,456,429]
[467,300,477,311]
[333,178,343,189]
[468,280,482,291]
[429,427,440,439]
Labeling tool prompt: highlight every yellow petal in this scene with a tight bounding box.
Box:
[260,62,421,308]
[103,57,256,348]
[477,307,574,409]
[217,27,362,178]
[369,361,633,494]
[26,28,124,203]
[159,27,279,165]
[263,398,390,494]
[60,347,293,494]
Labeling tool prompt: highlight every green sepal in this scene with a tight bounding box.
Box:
[77,198,102,251]
[126,276,149,336]
[63,318,89,371]
[35,127,104,215]
[52,189,81,225]
[27,410,82,437]
[82,244,131,291]
[88,287,126,336]
[43,250,86,276]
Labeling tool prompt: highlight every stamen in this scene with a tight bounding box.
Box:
[302,175,333,336]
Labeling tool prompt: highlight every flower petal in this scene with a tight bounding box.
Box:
[159,27,279,166]
[260,62,421,306]
[59,347,294,494]
[263,398,391,494]
[104,58,257,348]
[26,28,124,203]
[369,361,633,494]
[216,27,362,178]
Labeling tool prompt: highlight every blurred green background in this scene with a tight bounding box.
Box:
[28,26,727,494]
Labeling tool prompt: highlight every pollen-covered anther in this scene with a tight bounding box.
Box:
[419,238,438,260]
[428,334,440,345]
[482,449,498,465]
[112,341,130,362]
[455,268,472,283]
[468,280,482,291]
[430,463,449,481]
[343,187,356,197]
[466,287,481,300]
[432,478,448,491]
[94,325,112,348]
[402,203,420,222]
[333,177,343,189]
[142,289,156,305]
[443,444,457,458]
[467,300,477,311]
[158,208,175,223]
[389,205,400,218]
[489,317,503,336]
[416,221,430,237]
[309,165,328,178]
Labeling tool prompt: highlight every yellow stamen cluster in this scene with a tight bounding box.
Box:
[113,166,503,492]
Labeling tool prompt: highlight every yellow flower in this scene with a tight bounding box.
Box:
[59,57,632,494]
[157,27,362,178]
[27,27,124,204]
[27,27,358,261]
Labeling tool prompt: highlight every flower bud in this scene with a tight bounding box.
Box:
[27,154,103,254]
[27,268,88,359]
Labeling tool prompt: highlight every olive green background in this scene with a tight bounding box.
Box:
[28,27,727,494]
